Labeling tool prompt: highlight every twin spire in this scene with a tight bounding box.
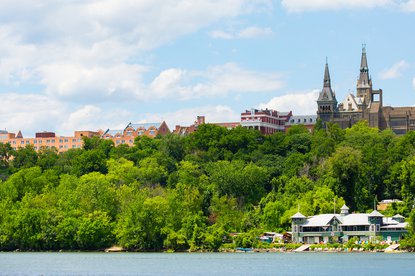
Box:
[323,44,369,91]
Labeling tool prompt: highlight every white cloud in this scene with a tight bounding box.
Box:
[0,94,64,136]
[38,63,147,101]
[281,0,394,12]
[150,63,284,100]
[400,0,415,11]
[0,0,274,103]
[258,90,319,115]
[238,26,273,38]
[209,30,234,40]
[61,105,133,134]
[379,60,410,80]
[210,26,273,40]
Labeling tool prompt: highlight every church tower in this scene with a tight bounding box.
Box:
[317,60,338,123]
[356,44,372,107]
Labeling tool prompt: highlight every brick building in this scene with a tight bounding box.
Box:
[102,121,170,146]
[240,108,292,135]
[0,130,99,153]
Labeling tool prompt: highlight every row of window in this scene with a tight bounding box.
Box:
[295,224,381,233]
[11,138,81,145]
[12,145,82,150]
[290,118,315,124]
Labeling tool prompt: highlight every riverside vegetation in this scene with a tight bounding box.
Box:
[1,121,415,252]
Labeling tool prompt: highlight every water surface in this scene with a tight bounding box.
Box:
[1,252,415,275]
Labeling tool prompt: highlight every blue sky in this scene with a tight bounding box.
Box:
[0,0,414,136]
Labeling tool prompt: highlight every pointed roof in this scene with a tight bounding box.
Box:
[392,214,405,219]
[291,212,306,219]
[368,210,384,217]
[16,130,23,139]
[340,204,349,210]
[323,61,331,88]
[317,60,337,103]
[357,44,371,87]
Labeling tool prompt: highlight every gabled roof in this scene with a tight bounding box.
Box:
[16,130,23,139]
[125,122,162,131]
[302,214,340,227]
[368,210,384,217]
[102,129,123,137]
[291,212,306,219]
[393,214,405,219]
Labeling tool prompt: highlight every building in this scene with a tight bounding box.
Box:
[173,116,240,136]
[240,109,292,135]
[291,205,407,244]
[285,115,317,132]
[102,121,170,146]
[317,46,415,134]
[0,130,99,153]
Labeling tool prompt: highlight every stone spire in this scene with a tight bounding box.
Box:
[318,60,336,103]
[323,58,331,88]
[357,44,371,88]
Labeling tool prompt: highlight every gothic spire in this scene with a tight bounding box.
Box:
[324,58,331,87]
[358,44,370,87]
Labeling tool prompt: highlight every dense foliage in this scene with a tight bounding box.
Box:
[0,121,414,251]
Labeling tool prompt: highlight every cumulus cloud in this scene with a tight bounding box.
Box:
[281,0,394,12]
[150,63,284,100]
[379,60,410,80]
[258,90,319,115]
[210,26,273,40]
[0,94,65,135]
[0,0,274,102]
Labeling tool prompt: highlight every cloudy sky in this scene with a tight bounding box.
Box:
[1,0,415,136]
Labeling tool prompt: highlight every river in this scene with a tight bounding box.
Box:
[1,252,415,275]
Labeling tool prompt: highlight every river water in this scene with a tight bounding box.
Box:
[1,252,415,275]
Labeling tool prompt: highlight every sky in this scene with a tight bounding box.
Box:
[1,0,415,136]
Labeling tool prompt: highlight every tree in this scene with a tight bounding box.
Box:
[11,145,37,171]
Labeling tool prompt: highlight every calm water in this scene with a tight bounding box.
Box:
[1,252,415,275]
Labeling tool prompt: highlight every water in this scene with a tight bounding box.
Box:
[1,252,415,275]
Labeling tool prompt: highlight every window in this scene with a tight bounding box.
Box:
[293,225,298,233]
[72,139,76,143]
[26,140,30,144]
[51,139,55,143]
[64,139,68,142]
[46,140,50,143]
[304,118,307,123]
[376,224,380,232]
[34,140,37,144]
[126,131,133,136]
[59,139,63,143]
[370,224,375,232]
[59,145,63,149]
